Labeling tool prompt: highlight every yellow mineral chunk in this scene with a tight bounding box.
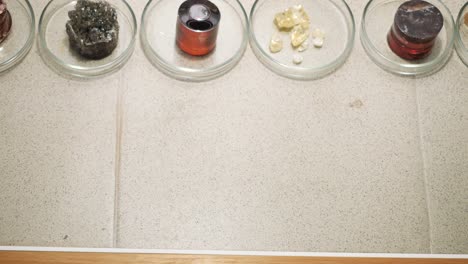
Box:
[269,33,283,53]
[291,25,309,47]
[274,5,310,31]
[297,39,309,52]
[271,5,312,55]
[291,5,310,29]
[274,9,295,30]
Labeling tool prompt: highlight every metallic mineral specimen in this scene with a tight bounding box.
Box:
[66,0,119,60]
[0,0,12,44]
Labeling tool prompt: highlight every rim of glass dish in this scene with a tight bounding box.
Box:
[0,0,35,73]
[38,0,137,78]
[455,2,468,59]
[248,0,356,80]
[360,0,455,75]
[140,0,249,82]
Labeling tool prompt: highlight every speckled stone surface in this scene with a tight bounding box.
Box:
[417,61,468,254]
[415,2,468,254]
[0,0,467,254]
[116,0,433,253]
[0,1,117,247]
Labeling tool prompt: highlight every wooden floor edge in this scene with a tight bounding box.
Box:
[0,251,467,264]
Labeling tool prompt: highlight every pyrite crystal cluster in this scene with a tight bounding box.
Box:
[0,0,12,44]
[66,0,119,59]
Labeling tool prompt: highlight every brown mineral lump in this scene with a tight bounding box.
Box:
[464,12,468,27]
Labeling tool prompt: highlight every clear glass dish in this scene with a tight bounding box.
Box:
[249,0,355,80]
[361,0,455,77]
[38,0,137,78]
[0,0,35,73]
[141,0,249,82]
[455,2,468,67]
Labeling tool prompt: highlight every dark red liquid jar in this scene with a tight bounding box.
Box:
[387,0,443,60]
[0,0,12,44]
[176,0,221,56]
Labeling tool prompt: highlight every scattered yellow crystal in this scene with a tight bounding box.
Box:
[311,28,325,48]
[291,25,309,47]
[270,4,314,60]
[297,40,309,52]
[312,37,323,48]
[269,33,283,53]
[291,5,310,29]
[311,28,325,39]
[292,54,303,64]
[274,9,295,30]
[274,5,310,31]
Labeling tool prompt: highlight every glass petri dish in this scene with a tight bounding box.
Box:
[249,0,355,80]
[38,0,137,78]
[361,0,455,76]
[455,2,468,67]
[0,0,35,73]
[141,0,249,82]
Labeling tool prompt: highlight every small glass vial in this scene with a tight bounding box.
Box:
[0,0,12,44]
[176,0,221,56]
[387,0,443,60]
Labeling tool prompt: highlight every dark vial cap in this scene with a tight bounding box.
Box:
[394,0,444,44]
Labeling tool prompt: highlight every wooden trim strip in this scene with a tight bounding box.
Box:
[1,251,467,264]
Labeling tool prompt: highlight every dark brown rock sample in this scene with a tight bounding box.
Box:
[66,0,119,60]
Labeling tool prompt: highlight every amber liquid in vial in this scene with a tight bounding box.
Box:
[387,0,443,60]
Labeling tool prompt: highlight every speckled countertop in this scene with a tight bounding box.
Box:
[0,0,467,254]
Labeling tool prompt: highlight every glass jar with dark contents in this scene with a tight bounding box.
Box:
[176,0,221,56]
[387,0,443,60]
[0,0,12,44]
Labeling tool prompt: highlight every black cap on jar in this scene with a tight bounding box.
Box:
[393,0,444,44]
[178,0,221,32]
